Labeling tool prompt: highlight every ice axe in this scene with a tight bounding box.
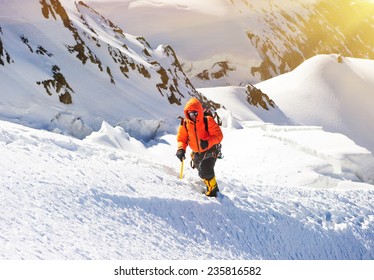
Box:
[179,159,184,179]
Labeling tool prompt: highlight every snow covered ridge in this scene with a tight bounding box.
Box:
[198,54,374,159]
[1,119,374,259]
[0,0,208,138]
[255,54,374,155]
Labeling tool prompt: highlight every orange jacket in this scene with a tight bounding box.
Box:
[177,98,223,153]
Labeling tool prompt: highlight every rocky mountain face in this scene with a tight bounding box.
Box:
[245,84,275,111]
[40,0,201,105]
[189,0,374,85]
[0,0,214,138]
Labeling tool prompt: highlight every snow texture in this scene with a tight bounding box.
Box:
[1,114,374,259]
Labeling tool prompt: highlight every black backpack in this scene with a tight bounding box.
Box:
[202,107,222,129]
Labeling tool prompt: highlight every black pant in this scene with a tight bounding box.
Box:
[193,149,217,180]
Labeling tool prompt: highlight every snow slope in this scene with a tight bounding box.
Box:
[255,54,374,155]
[1,116,374,259]
[199,86,291,126]
[0,0,201,138]
[199,55,374,155]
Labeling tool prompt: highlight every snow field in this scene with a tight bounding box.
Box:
[1,119,373,259]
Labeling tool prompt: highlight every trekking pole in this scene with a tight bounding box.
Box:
[179,159,184,179]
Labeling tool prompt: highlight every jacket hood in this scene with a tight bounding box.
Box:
[184,98,204,122]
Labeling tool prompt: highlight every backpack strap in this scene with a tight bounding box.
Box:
[178,116,184,126]
[178,116,187,131]
[214,112,222,126]
[203,116,208,132]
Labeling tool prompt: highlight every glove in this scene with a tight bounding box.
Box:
[176,149,185,162]
[200,139,208,150]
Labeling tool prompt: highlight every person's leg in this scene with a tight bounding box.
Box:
[198,157,219,197]
[198,157,216,180]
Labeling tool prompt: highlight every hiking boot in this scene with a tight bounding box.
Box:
[206,185,219,197]
[204,177,219,197]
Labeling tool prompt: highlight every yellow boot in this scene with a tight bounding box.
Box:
[204,177,219,197]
